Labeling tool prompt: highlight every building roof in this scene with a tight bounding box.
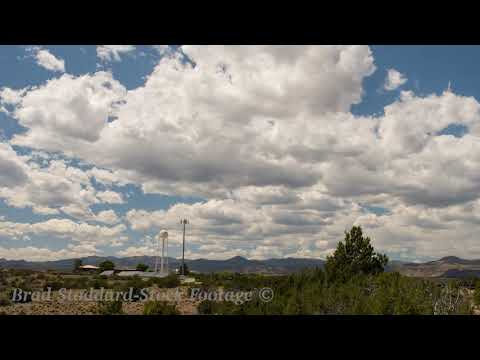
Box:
[99,270,115,276]
[79,265,99,269]
[116,271,169,278]
[117,271,146,277]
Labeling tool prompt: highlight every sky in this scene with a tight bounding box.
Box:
[1,45,480,263]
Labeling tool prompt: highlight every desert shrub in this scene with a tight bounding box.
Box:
[115,276,148,301]
[197,300,215,315]
[143,301,179,315]
[148,274,180,288]
[196,268,473,315]
[43,276,93,290]
[0,294,12,307]
[35,273,47,280]
[97,301,123,315]
[90,278,109,289]
[13,278,35,290]
[10,269,35,277]
[44,280,64,291]
[197,299,253,315]
[0,272,6,285]
[97,275,109,280]
[67,277,89,289]
[431,281,472,315]
[474,281,480,306]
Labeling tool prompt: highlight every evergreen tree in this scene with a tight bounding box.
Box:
[99,260,115,272]
[325,226,388,282]
[136,263,149,272]
[73,259,82,272]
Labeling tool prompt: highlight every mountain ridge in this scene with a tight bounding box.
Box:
[2,255,480,278]
[0,255,325,274]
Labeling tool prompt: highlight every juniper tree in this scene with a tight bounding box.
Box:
[325,226,388,283]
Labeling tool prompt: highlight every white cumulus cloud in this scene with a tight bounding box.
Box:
[4,46,480,261]
[34,48,65,72]
[384,68,407,91]
[97,45,136,62]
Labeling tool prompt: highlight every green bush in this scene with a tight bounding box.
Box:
[99,260,115,272]
[148,275,180,288]
[136,263,149,272]
[0,294,12,307]
[474,281,480,306]
[90,278,109,290]
[143,301,179,315]
[115,276,148,301]
[35,273,46,280]
[197,300,215,315]
[44,280,64,291]
[10,269,35,277]
[196,269,472,315]
[97,301,123,315]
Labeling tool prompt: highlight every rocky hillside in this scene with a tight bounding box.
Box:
[390,256,480,278]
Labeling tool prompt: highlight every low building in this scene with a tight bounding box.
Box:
[180,277,196,284]
[113,267,137,272]
[116,270,145,277]
[99,270,115,276]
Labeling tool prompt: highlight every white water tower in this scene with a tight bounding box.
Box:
[155,230,169,275]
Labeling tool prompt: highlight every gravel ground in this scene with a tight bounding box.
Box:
[0,286,201,315]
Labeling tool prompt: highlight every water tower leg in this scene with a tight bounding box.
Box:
[165,236,169,274]
[161,237,165,274]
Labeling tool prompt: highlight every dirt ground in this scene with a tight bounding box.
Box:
[0,286,201,315]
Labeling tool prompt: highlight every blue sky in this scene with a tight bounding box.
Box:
[1,45,480,262]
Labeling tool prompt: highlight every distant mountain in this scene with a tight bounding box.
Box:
[391,256,480,278]
[0,255,325,274]
[3,254,480,278]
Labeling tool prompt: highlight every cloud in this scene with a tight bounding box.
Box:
[0,218,127,246]
[5,45,480,261]
[92,210,120,225]
[34,48,65,72]
[384,68,407,91]
[0,243,99,261]
[8,72,126,147]
[87,167,123,186]
[123,196,358,259]
[97,45,136,62]
[151,45,171,56]
[117,246,157,257]
[96,190,124,204]
[0,142,29,187]
[8,46,376,198]
[0,87,27,106]
[0,144,126,217]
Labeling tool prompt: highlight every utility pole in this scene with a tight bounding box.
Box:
[180,219,189,275]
